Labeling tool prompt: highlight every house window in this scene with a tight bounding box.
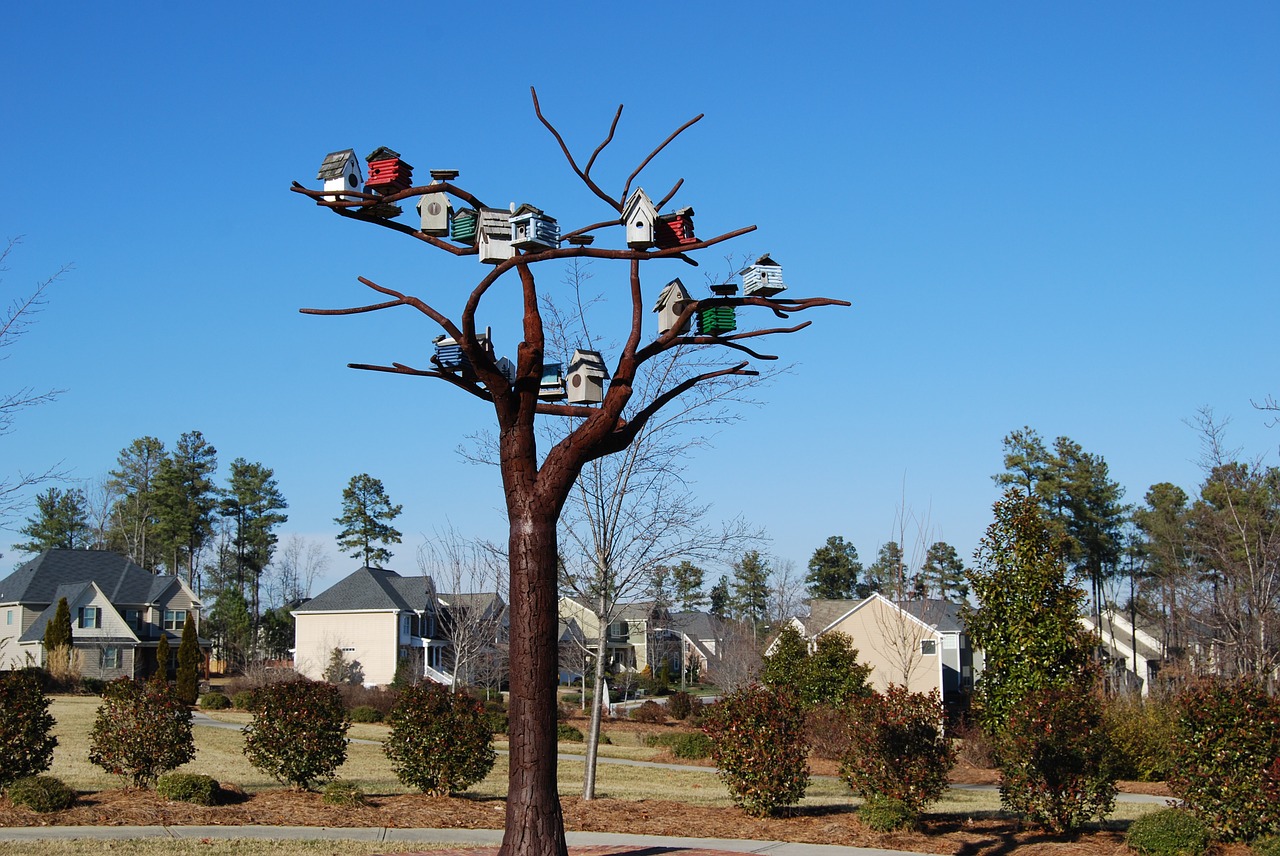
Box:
[125,609,142,631]
[79,607,101,629]
[163,609,187,631]
[5,609,11,625]
[608,621,628,639]
[101,647,120,670]
[920,640,937,655]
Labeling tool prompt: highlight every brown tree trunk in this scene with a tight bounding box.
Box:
[498,497,568,856]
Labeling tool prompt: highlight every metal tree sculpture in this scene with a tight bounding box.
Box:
[292,88,848,856]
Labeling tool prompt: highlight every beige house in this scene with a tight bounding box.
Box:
[557,596,672,681]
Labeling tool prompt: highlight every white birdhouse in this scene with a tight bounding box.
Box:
[317,149,363,202]
[740,253,788,298]
[478,208,514,264]
[652,278,693,335]
[622,188,658,249]
[417,192,452,236]
[566,349,609,404]
[510,203,560,250]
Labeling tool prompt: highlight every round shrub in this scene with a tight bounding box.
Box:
[5,775,75,812]
[651,731,712,760]
[561,693,582,705]
[243,679,350,790]
[858,795,916,832]
[350,705,383,723]
[199,692,230,710]
[840,686,956,816]
[557,723,585,742]
[1126,808,1212,856]
[1169,680,1280,842]
[88,678,195,788]
[322,780,366,806]
[0,669,58,788]
[232,691,256,710]
[156,773,220,806]
[667,691,694,721]
[1105,694,1176,782]
[383,682,495,797]
[702,684,809,818]
[631,700,666,724]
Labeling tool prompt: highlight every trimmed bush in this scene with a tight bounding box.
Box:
[1125,807,1211,856]
[232,690,255,710]
[175,619,201,706]
[557,723,585,742]
[5,775,75,812]
[702,684,809,818]
[156,773,220,806]
[858,796,916,832]
[1169,680,1280,842]
[648,731,713,759]
[79,677,106,696]
[996,685,1117,834]
[88,678,195,788]
[631,700,667,724]
[383,682,495,797]
[561,693,582,705]
[350,705,383,723]
[840,686,956,815]
[0,669,58,788]
[667,691,694,721]
[1105,694,1176,782]
[243,680,350,790]
[322,780,366,806]
[199,692,231,710]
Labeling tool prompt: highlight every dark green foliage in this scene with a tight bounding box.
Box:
[88,678,195,787]
[918,541,968,602]
[1104,695,1176,782]
[630,700,666,723]
[156,773,220,805]
[42,596,73,673]
[153,634,170,683]
[1168,680,1280,842]
[857,796,916,832]
[667,691,694,721]
[322,780,366,806]
[79,677,105,695]
[243,680,349,790]
[334,473,402,568]
[965,490,1094,733]
[383,682,495,796]
[729,551,771,624]
[350,705,383,723]
[1254,836,1280,856]
[1126,808,1212,856]
[840,687,955,814]
[5,775,75,812]
[806,535,863,600]
[232,690,255,710]
[761,626,872,710]
[199,692,230,710]
[14,487,92,553]
[557,723,585,742]
[152,430,219,581]
[647,731,713,759]
[176,618,201,706]
[0,670,58,787]
[701,684,809,817]
[996,686,1117,834]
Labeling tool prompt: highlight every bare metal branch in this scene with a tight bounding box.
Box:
[621,113,705,204]
[655,178,684,211]
[531,86,621,212]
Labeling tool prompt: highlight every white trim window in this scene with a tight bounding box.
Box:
[101,647,120,669]
[163,609,187,631]
[920,639,938,655]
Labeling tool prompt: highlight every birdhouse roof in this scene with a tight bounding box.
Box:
[710,282,738,296]
[568,349,609,378]
[653,278,692,312]
[317,149,359,180]
[365,146,403,162]
[741,253,781,272]
[660,206,695,220]
[623,188,657,218]
[512,203,552,219]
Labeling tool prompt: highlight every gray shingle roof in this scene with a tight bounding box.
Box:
[316,149,357,180]
[0,550,186,608]
[295,566,434,613]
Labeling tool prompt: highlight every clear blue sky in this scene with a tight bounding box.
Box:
[3,2,1277,596]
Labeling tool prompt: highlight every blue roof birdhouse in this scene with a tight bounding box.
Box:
[539,362,566,401]
[510,204,560,250]
[740,253,787,298]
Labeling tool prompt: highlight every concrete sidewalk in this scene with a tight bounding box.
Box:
[0,825,947,856]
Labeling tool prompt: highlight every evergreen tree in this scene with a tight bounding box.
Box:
[153,430,219,585]
[918,541,968,602]
[671,560,707,611]
[334,473,403,568]
[709,575,730,619]
[154,633,171,683]
[106,436,168,572]
[42,596,73,673]
[208,585,252,673]
[730,550,771,625]
[176,617,200,705]
[760,624,808,688]
[13,487,92,553]
[866,541,905,596]
[804,535,862,600]
[220,458,288,624]
[259,607,294,661]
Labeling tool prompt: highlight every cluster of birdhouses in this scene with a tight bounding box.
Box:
[317,149,363,202]
[622,189,697,250]
[653,278,693,335]
[740,254,787,297]
[431,328,494,375]
[566,349,609,404]
[510,204,560,250]
[697,283,738,336]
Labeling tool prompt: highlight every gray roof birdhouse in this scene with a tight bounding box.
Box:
[478,208,514,264]
[623,188,658,249]
[653,278,693,335]
[317,149,363,202]
[740,253,787,298]
[417,191,452,236]
[566,349,609,404]
[510,204,560,250]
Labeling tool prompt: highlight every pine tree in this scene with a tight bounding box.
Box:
[106,436,168,572]
[220,458,289,624]
[154,633,171,684]
[866,541,905,596]
[805,536,862,600]
[13,487,92,553]
[176,617,201,705]
[671,560,707,611]
[918,541,968,602]
[730,551,771,626]
[42,596,73,674]
[153,430,219,584]
[334,473,403,568]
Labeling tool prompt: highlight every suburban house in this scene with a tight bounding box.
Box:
[1080,607,1164,697]
[790,594,979,707]
[669,610,721,682]
[0,549,208,680]
[292,565,507,688]
[557,596,674,682]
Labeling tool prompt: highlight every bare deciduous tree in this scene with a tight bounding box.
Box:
[419,528,509,693]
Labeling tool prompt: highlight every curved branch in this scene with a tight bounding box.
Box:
[560,219,621,243]
[655,178,684,211]
[300,300,405,316]
[348,362,493,402]
[584,104,624,176]
[531,86,621,212]
[292,180,488,215]
[621,113,704,203]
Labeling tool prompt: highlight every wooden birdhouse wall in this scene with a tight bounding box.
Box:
[653,279,693,336]
[317,149,363,202]
[742,258,787,297]
[623,189,658,249]
[452,208,479,244]
[654,208,696,249]
[566,350,609,404]
[478,208,513,263]
[418,193,452,236]
[365,148,413,194]
[510,208,560,250]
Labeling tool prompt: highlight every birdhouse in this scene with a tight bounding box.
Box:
[432,328,494,375]
[740,253,787,298]
[496,356,517,384]
[417,192,452,236]
[652,278,693,335]
[566,349,609,405]
[452,208,479,244]
[477,208,514,264]
[364,146,414,195]
[510,204,560,250]
[622,188,658,249]
[316,149,363,202]
[654,207,696,249]
[697,283,737,336]
[539,362,566,401]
